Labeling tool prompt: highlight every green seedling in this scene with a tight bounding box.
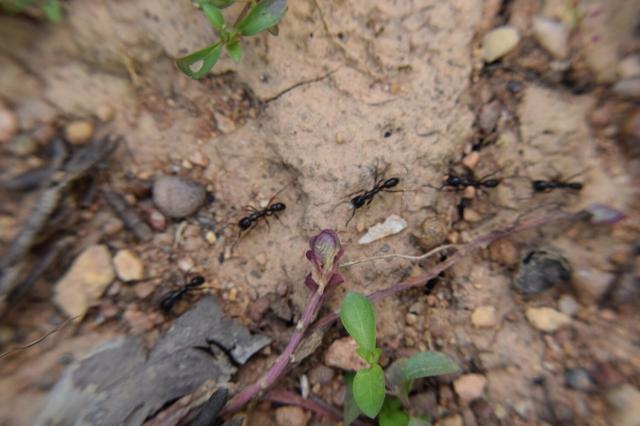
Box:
[340,292,459,425]
[0,0,61,22]
[176,0,287,79]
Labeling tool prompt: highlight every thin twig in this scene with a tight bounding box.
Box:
[0,315,80,360]
[339,244,460,268]
[266,389,342,422]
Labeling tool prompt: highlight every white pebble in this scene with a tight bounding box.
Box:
[358,214,407,245]
[482,26,520,62]
[532,16,569,59]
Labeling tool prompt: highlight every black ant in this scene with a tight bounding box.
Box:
[442,173,500,190]
[532,179,582,193]
[159,275,205,313]
[238,201,286,231]
[347,175,401,225]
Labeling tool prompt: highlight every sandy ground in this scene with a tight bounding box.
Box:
[0,0,639,424]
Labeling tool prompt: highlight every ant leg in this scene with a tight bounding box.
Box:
[263,216,271,230]
[273,213,285,226]
[345,208,357,226]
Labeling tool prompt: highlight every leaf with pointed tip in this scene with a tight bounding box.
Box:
[343,372,362,426]
[378,397,409,426]
[402,352,459,381]
[236,0,287,36]
[353,364,385,418]
[176,42,222,80]
[202,4,225,31]
[340,292,376,353]
[226,40,243,63]
[42,0,61,22]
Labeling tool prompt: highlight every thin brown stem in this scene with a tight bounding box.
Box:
[266,389,341,421]
[339,244,460,268]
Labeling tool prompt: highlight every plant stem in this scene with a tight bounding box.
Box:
[266,389,342,421]
[222,289,325,414]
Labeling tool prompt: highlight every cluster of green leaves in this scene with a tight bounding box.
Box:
[340,292,459,426]
[0,0,61,22]
[177,0,287,80]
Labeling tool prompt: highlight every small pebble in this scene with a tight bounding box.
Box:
[96,105,114,122]
[572,267,614,303]
[526,307,571,332]
[214,113,236,134]
[414,214,448,250]
[189,151,209,167]
[613,78,640,99]
[308,365,335,385]
[181,159,193,170]
[565,367,594,391]
[513,249,571,295]
[324,337,369,370]
[205,231,217,244]
[227,287,238,302]
[113,249,144,282]
[9,134,38,156]
[256,253,268,266]
[178,257,195,272]
[405,312,418,325]
[453,374,487,402]
[436,414,463,426]
[152,175,206,218]
[462,186,476,199]
[275,406,310,426]
[462,151,481,169]
[471,306,498,328]
[148,209,167,231]
[606,384,640,426]
[487,239,519,266]
[64,120,94,145]
[123,308,154,333]
[478,101,501,134]
[558,294,579,316]
[532,15,569,59]
[463,208,482,223]
[133,282,155,299]
[482,26,520,62]
[0,104,18,143]
[618,55,640,80]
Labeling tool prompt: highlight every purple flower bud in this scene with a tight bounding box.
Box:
[306,229,344,293]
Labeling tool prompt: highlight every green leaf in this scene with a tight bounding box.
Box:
[385,359,412,405]
[378,397,409,426]
[402,352,459,381]
[353,364,385,419]
[204,0,235,9]
[176,42,222,80]
[202,4,225,31]
[225,40,243,63]
[340,292,377,353]
[41,0,61,22]
[236,0,287,36]
[343,372,362,426]
[408,416,432,426]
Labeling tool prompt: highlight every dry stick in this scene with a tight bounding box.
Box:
[0,315,80,360]
[222,290,325,414]
[339,244,460,268]
[266,389,342,422]
[223,208,576,415]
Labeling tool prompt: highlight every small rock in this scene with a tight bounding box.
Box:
[525,307,571,332]
[178,257,195,272]
[189,150,209,167]
[513,249,571,295]
[572,267,613,304]
[123,308,154,333]
[453,374,487,402]
[405,312,418,325]
[463,208,482,223]
[482,26,520,62]
[205,231,217,245]
[487,239,519,266]
[564,367,594,392]
[324,337,369,370]
[214,113,236,134]
[133,282,155,299]
[414,214,448,250]
[436,414,463,426]
[54,245,115,317]
[308,365,335,385]
[618,55,640,80]
[613,78,640,99]
[606,384,640,426]
[462,151,481,169]
[64,120,94,145]
[256,253,268,266]
[275,406,309,426]
[9,134,38,156]
[532,16,570,59]
[471,306,498,328]
[358,214,407,244]
[558,294,579,316]
[470,398,500,425]
[0,104,18,143]
[96,105,114,122]
[478,101,501,134]
[148,209,167,231]
[113,249,144,282]
[152,175,206,218]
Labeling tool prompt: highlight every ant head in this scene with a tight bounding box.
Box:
[383,177,400,188]
[532,180,548,192]
[447,175,462,186]
[568,182,583,190]
[189,275,205,287]
[351,195,366,208]
[238,217,253,230]
[483,179,499,188]
[270,202,286,212]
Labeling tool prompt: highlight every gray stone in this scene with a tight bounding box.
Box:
[152,175,206,218]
